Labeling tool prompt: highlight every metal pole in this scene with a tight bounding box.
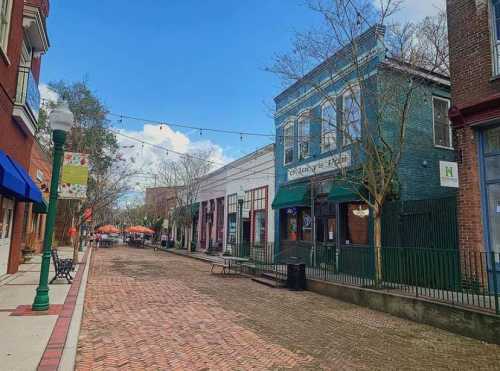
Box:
[32,129,66,311]
[491,252,499,315]
[311,178,316,267]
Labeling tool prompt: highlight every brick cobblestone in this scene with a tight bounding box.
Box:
[76,246,500,370]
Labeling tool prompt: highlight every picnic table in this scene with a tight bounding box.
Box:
[210,256,249,275]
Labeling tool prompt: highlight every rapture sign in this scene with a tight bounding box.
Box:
[59,152,89,199]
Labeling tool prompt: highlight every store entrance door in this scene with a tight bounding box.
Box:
[0,198,15,276]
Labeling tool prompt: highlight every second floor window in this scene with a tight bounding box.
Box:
[492,0,500,75]
[433,96,452,148]
[343,87,361,146]
[298,114,310,160]
[321,101,337,153]
[0,0,12,54]
[283,122,294,165]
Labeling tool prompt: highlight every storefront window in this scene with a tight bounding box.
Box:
[227,213,237,244]
[483,126,500,256]
[254,210,266,245]
[286,212,298,241]
[485,126,500,153]
[301,209,312,241]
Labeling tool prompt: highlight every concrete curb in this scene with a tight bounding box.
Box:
[58,247,92,371]
[37,247,92,371]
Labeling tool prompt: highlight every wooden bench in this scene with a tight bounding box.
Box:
[50,250,75,284]
[210,262,229,274]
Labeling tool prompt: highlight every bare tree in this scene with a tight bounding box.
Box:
[156,149,215,249]
[267,0,449,285]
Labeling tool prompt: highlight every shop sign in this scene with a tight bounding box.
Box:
[286,207,297,215]
[287,151,351,181]
[439,161,459,188]
[60,152,89,199]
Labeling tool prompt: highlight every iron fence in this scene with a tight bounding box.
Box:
[228,241,500,314]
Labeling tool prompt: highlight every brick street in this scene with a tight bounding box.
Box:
[76,246,500,370]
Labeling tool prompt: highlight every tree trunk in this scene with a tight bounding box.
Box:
[373,205,382,287]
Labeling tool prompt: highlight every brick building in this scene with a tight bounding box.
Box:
[0,0,50,276]
[145,186,177,234]
[447,0,500,266]
[26,140,51,253]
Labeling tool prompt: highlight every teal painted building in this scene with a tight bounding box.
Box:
[272,26,456,252]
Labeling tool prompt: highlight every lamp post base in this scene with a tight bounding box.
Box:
[32,287,49,311]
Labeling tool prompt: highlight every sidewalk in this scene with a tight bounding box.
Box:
[0,245,91,371]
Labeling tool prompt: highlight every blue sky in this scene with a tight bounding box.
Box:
[41,0,444,182]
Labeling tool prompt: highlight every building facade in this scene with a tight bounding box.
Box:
[175,145,275,257]
[273,26,456,255]
[0,0,50,276]
[447,0,500,266]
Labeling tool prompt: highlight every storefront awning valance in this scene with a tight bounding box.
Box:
[272,183,309,209]
[328,181,362,203]
[0,150,27,200]
[0,150,42,203]
[172,203,199,218]
[33,199,48,214]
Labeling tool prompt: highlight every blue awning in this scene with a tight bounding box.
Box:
[0,150,27,200]
[0,150,43,203]
[9,156,43,204]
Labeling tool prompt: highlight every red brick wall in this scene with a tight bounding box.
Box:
[453,127,485,252]
[1,0,50,273]
[447,0,500,109]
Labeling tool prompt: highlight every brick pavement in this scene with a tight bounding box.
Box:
[76,246,500,370]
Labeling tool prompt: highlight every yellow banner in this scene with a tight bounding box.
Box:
[60,152,89,199]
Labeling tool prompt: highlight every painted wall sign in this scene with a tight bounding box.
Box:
[439,161,459,188]
[287,151,351,181]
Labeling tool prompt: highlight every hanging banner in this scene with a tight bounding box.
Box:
[59,152,89,199]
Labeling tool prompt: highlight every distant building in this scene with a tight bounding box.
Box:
[0,0,50,276]
[172,144,275,258]
[447,1,500,274]
[145,186,177,234]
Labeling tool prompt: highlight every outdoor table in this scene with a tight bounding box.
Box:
[221,256,249,274]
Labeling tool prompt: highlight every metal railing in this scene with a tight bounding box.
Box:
[304,244,500,315]
[228,241,500,314]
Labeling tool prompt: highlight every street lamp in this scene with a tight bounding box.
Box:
[237,191,245,250]
[33,101,74,311]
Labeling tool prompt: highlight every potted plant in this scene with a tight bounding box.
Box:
[22,232,36,263]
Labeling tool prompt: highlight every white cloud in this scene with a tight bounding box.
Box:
[393,0,445,22]
[39,83,59,105]
[115,124,233,191]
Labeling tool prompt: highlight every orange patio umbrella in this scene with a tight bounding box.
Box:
[125,226,154,234]
[96,224,120,234]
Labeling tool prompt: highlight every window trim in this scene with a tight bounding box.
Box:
[297,112,311,160]
[321,100,337,153]
[491,0,500,76]
[432,96,453,150]
[283,120,294,165]
[342,85,362,146]
[0,0,13,63]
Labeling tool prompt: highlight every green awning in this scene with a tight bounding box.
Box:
[33,199,48,214]
[328,181,362,203]
[272,183,310,209]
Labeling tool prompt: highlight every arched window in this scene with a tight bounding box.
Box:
[298,113,310,160]
[342,86,361,145]
[283,121,294,165]
[321,101,337,153]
